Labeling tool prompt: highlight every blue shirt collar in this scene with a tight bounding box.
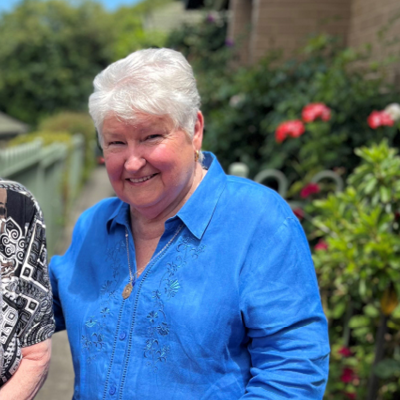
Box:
[106,152,227,240]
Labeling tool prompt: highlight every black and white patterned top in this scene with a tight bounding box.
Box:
[0,179,55,386]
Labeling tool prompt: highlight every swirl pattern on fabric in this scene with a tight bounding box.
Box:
[0,180,55,385]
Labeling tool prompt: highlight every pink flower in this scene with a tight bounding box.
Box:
[367,110,394,129]
[341,367,355,383]
[344,393,356,400]
[292,208,304,220]
[300,183,320,198]
[314,239,328,251]
[338,346,352,357]
[206,13,215,23]
[302,103,331,123]
[275,120,305,143]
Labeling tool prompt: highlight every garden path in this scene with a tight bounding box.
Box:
[35,166,114,400]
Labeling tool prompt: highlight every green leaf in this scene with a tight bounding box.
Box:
[380,186,391,203]
[374,359,400,379]
[364,177,377,195]
[349,315,370,328]
[332,301,346,319]
[359,279,367,298]
[363,304,379,318]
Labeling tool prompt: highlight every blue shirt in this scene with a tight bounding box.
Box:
[50,152,329,400]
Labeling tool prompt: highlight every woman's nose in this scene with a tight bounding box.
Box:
[124,151,146,171]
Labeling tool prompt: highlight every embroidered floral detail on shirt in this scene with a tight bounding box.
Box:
[143,233,206,370]
[100,307,110,318]
[81,239,124,364]
[157,346,170,362]
[85,316,97,328]
[92,333,105,349]
[165,279,180,298]
[147,311,158,323]
[82,336,92,350]
[176,235,206,263]
[156,322,170,336]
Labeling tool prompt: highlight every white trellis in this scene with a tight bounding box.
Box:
[228,162,344,207]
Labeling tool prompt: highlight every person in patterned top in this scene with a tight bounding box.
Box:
[0,179,55,399]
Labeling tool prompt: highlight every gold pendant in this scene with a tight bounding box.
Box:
[122,282,133,299]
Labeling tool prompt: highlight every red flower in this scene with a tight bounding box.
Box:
[314,239,328,251]
[292,208,304,220]
[302,103,331,123]
[341,367,355,383]
[300,183,320,198]
[275,120,305,143]
[338,346,352,357]
[367,110,394,129]
[344,393,356,400]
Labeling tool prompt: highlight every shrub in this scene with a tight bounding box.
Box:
[176,32,400,183]
[38,111,96,181]
[0,0,116,125]
[9,130,73,148]
[311,141,400,400]
[166,11,237,130]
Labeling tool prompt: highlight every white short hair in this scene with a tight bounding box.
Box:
[88,48,201,146]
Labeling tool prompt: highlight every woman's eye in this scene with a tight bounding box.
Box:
[146,134,162,141]
[109,141,124,145]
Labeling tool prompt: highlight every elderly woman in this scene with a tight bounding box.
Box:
[50,48,329,399]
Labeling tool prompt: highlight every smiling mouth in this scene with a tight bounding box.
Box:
[128,173,158,183]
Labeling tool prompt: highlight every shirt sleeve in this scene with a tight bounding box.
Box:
[48,254,66,332]
[239,216,330,399]
[48,207,89,333]
[19,205,55,347]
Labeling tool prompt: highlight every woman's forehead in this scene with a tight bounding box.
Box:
[103,113,173,133]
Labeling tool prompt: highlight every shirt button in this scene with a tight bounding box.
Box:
[119,332,126,340]
[109,386,116,395]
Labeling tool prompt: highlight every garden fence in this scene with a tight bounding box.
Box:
[0,135,85,255]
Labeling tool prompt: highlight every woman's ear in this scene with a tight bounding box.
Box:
[193,111,204,150]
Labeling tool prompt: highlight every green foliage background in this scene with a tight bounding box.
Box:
[312,141,400,399]
[0,0,172,126]
[0,0,115,124]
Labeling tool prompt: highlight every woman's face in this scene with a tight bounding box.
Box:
[102,113,203,220]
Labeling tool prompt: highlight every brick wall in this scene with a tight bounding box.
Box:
[227,0,253,65]
[228,0,400,82]
[250,0,351,63]
[348,0,400,83]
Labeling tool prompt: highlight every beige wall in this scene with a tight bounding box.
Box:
[252,0,351,63]
[228,0,253,65]
[348,0,400,83]
[228,0,400,82]
[229,0,351,64]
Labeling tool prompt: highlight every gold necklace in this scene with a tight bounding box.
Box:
[122,224,184,299]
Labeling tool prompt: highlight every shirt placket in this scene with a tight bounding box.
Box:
[107,220,184,400]
[101,224,137,399]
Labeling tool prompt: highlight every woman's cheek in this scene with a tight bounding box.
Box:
[105,157,123,180]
